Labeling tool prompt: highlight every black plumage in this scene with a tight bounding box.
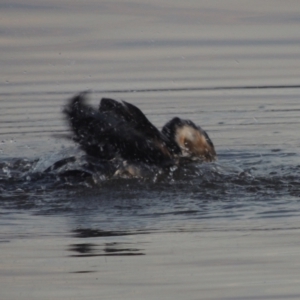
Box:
[64,92,216,166]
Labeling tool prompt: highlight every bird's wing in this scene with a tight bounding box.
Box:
[64,93,173,164]
[99,98,163,140]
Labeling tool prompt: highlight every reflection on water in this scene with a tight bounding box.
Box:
[69,242,145,257]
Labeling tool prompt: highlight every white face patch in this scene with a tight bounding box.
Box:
[176,125,199,148]
[175,124,215,161]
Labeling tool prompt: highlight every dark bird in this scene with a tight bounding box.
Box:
[63,92,216,175]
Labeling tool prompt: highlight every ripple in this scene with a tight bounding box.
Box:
[0,149,299,227]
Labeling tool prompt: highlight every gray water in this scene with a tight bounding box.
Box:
[1,1,300,299]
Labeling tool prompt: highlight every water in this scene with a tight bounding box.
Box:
[1,1,300,299]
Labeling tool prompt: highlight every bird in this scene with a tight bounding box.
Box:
[63,92,216,176]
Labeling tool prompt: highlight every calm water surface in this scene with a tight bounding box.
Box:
[1,1,300,299]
